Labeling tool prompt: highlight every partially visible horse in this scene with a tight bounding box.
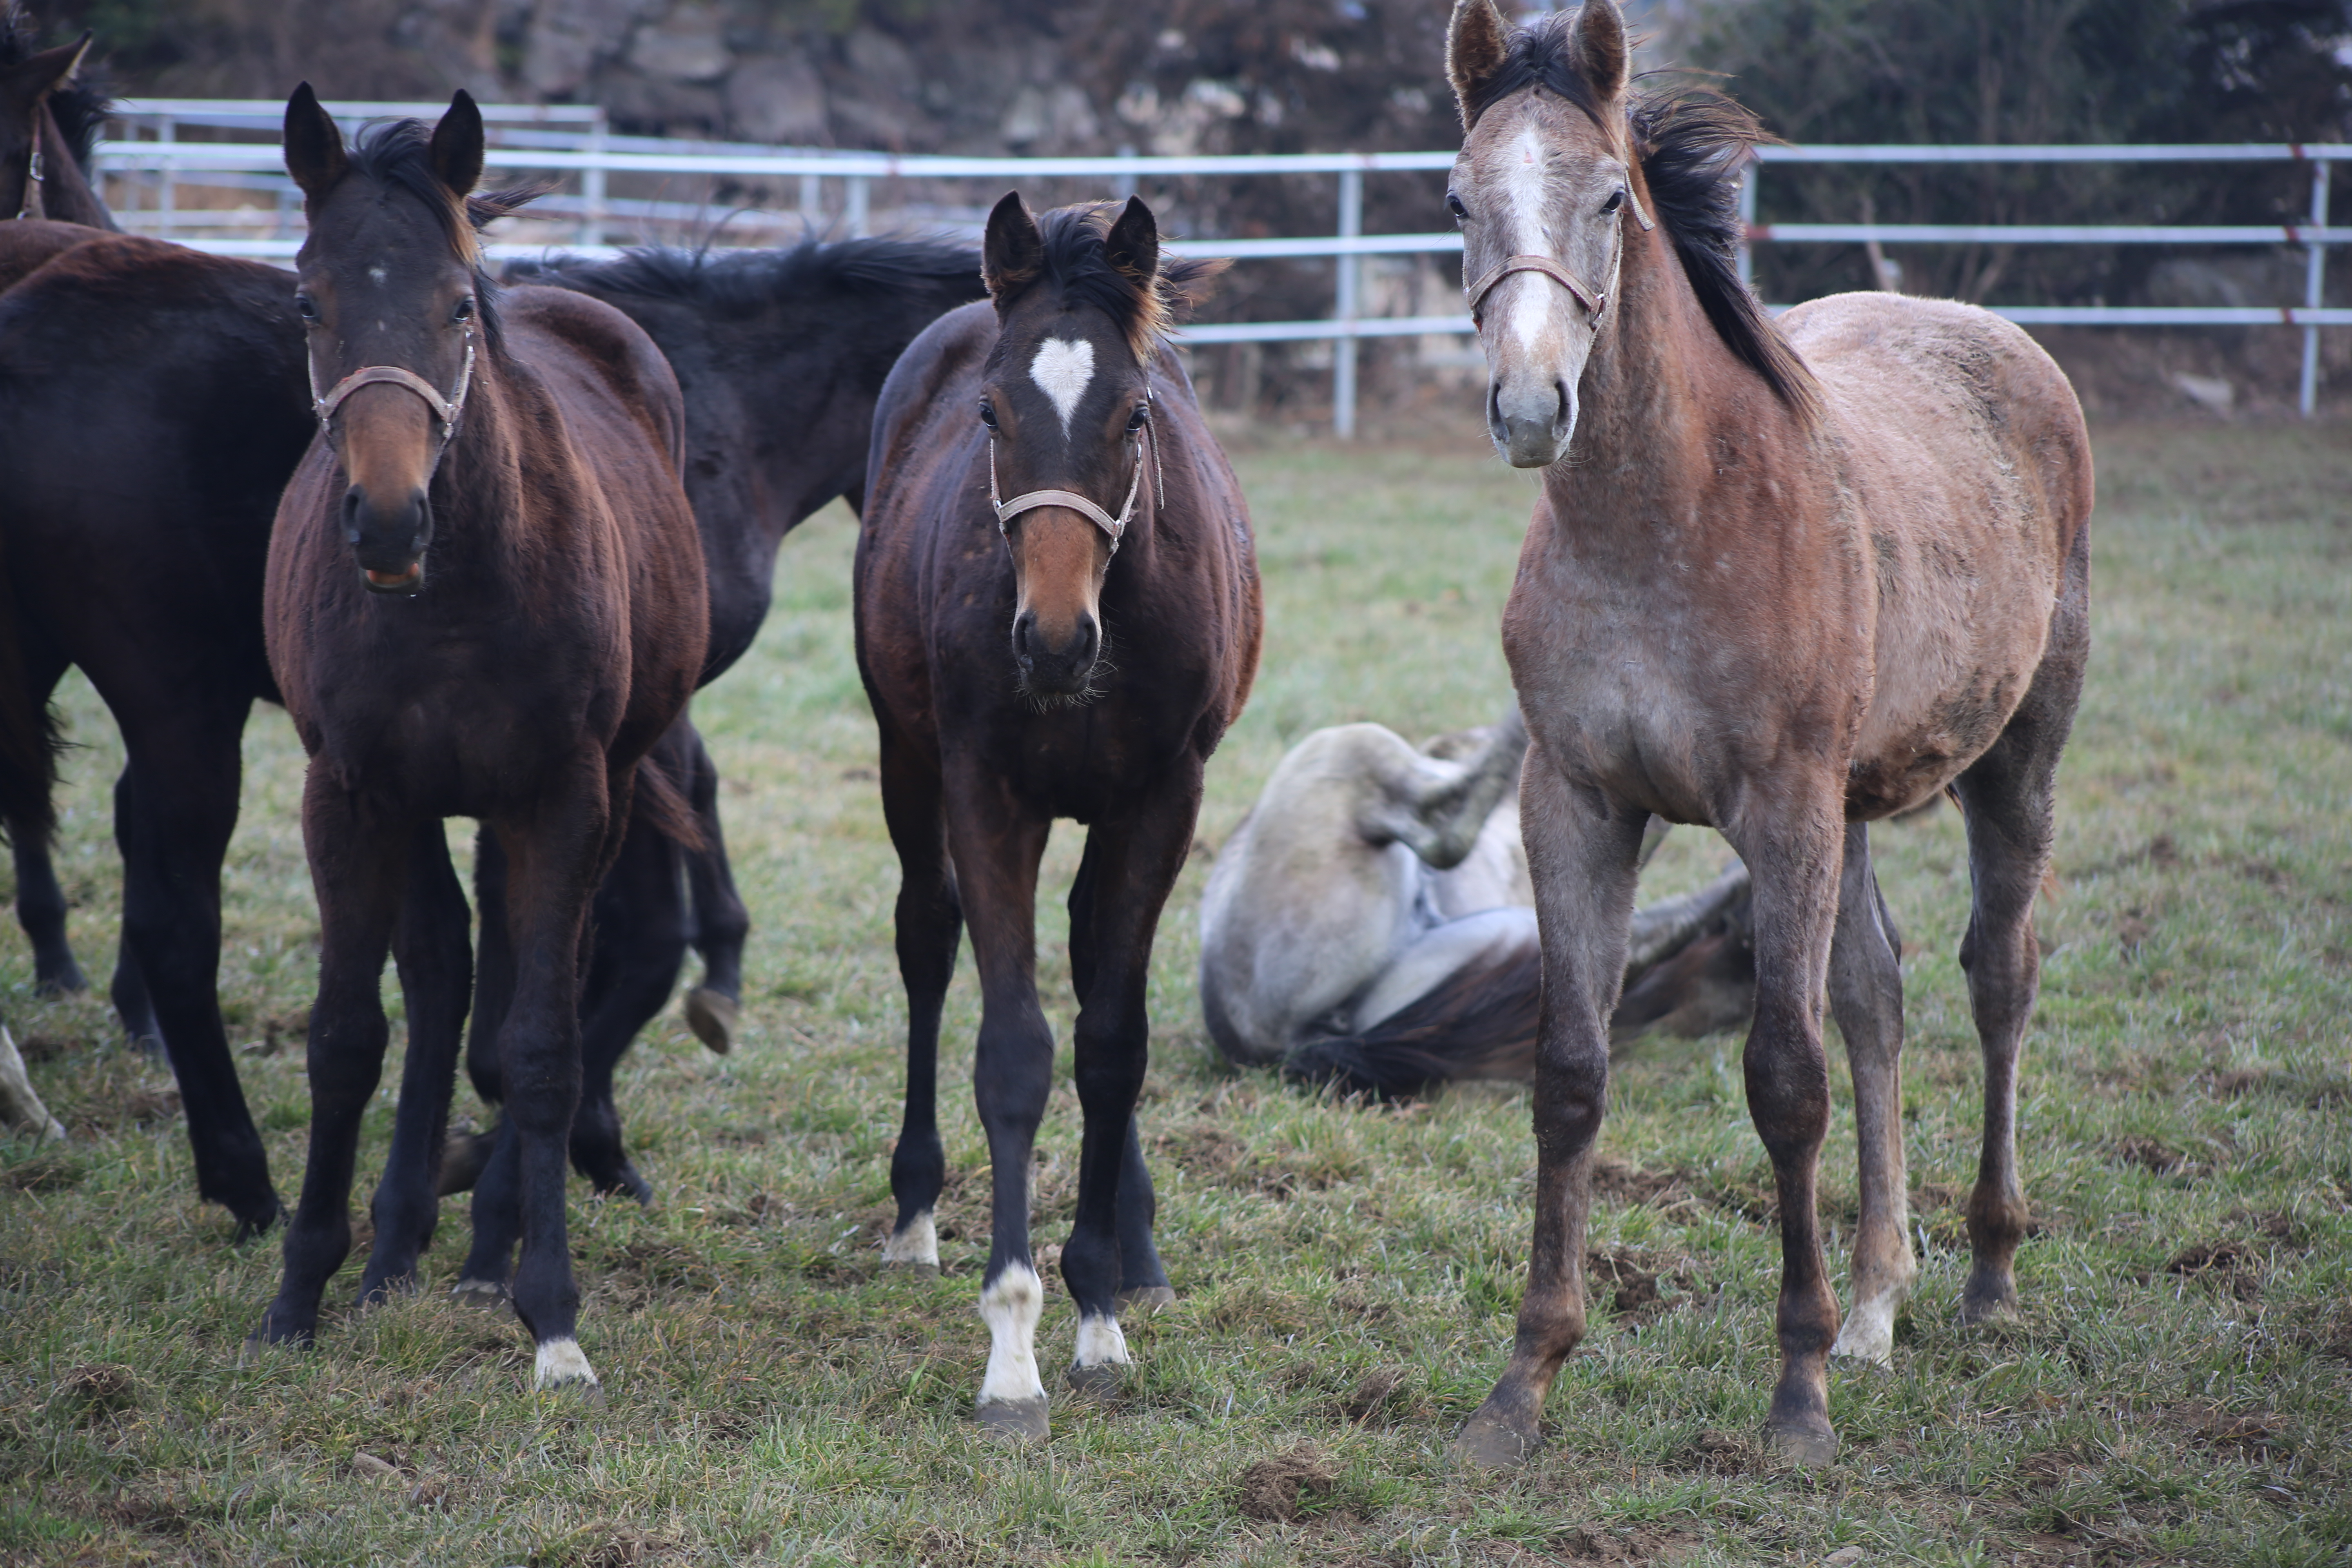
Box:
[1442,0,2091,1467]
[1199,710,1751,1095]
[0,9,112,233]
[858,194,1258,1438]
[254,90,706,1391]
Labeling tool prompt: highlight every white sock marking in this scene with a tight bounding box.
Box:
[1072,1312,1130,1371]
[1030,338,1095,434]
[532,1336,599,1389]
[976,1261,1047,1405]
[0,1026,65,1143]
[1829,1285,1907,1368]
[881,1209,939,1267]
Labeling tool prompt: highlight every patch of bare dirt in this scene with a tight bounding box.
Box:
[531,1520,682,1567]
[1332,1365,1428,1426]
[51,1363,138,1421]
[2174,1402,2287,1458]
[2162,1238,2261,1300]
[2109,1135,2196,1176]
[16,1032,83,1064]
[1550,1522,1698,1564]
[1236,1443,1340,1524]
[1592,1158,1694,1207]
[1150,1121,1363,1198]
[1586,1246,1697,1323]
[1676,1429,1760,1475]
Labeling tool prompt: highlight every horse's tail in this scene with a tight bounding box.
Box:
[1283,937,1542,1100]
[0,526,57,845]
[631,733,706,855]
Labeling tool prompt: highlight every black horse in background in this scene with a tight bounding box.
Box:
[0,219,980,1232]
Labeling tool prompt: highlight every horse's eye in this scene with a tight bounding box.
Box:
[1446,191,1468,222]
[296,294,319,322]
[452,296,475,323]
[1126,403,1151,433]
[1601,189,1626,215]
[978,399,998,429]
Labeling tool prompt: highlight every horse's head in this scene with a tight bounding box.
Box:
[0,31,89,220]
[976,193,1187,702]
[1447,0,1643,469]
[283,86,533,596]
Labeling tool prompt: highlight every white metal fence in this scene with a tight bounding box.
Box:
[94,100,2351,426]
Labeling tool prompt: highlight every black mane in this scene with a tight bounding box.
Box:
[1470,12,1820,420]
[1032,203,1223,357]
[506,236,982,318]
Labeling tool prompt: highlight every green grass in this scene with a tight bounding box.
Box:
[2,418,2350,1566]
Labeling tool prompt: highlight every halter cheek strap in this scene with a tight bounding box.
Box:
[987,387,1166,559]
[1463,187,1655,327]
[310,325,477,444]
[15,115,42,221]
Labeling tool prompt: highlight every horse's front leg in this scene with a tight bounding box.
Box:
[255,775,408,1346]
[358,826,474,1305]
[1723,791,1846,1465]
[1061,761,1202,1388]
[1826,822,1915,1368]
[942,763,1053,1439]
[492,755,609,1394]
[1456,756,1648,1469]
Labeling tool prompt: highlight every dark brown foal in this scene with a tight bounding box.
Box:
[1443,0,2091,1466]
[858,195,1257,1439]
[253,89,705,1391]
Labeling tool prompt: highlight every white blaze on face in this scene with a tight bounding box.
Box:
[1502,122,1556,350]
[1030,337,1096,434]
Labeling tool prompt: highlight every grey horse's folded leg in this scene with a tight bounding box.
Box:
[0,1025,67,1143]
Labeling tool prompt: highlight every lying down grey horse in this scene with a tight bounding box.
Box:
[1198,712,1752,1095]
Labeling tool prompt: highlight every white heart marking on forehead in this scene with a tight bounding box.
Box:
[1030,337,1096,434]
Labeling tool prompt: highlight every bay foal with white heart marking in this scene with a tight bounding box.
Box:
[858,194,1257,1439]
[1443,0,2092,1465]
[255,89,705,1390]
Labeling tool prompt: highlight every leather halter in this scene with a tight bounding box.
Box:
[987,387,1163,559]
[1462,187,1655,327]
[309,324,477,447]
[15,115,42,221]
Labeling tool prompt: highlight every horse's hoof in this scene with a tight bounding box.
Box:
[230,1200,284,1245]
[1959,1272,2019,1325]
[1065,1363,1123,1397]
[684,989,738,1056]
[449,1278,509,1310]
[1452,1411,1538,1470]
[1116,1285,1176,1314]
[975,1397,1049,1441]
[1765,1416,1839,1467]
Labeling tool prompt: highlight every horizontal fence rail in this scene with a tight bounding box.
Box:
[91,105,2348,425]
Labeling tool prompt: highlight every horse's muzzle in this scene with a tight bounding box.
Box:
[1013,608,1100,696]
[1489,376,1576,469]
[343,483,432,595]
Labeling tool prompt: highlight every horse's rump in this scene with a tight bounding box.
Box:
[1781,292,2094,819]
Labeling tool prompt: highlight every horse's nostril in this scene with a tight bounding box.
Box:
[340,487,363,545]
[1074,615,1099,663]
[1013,611,1036,662]
[1554,381,1571,428]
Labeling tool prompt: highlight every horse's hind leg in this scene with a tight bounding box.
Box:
[1456,757,1649,1469]
[7,652,80,994]
[880,733,961,1271]
[678,725,749,1056]
[256,778,408,1346]
[1062,770,1200,1380]
[568,815,687,1204]
[1951,561,2087,1323]
[1826,822,1915,1368]
[359,826,473,1305]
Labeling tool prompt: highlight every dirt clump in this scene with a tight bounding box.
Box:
[1237,1443,1339,1523]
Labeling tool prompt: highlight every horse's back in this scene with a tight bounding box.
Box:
[1782,292,2093,817]
[503,284,687,470]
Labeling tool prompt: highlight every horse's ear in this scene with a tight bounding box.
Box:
[1446,0,1512,131]
[430,89,486,198]
[282,82,348,205]
[1104,195,1160,290]
[1568,0,1630,104]
[982,189,1043,305]
[1,34,94,110]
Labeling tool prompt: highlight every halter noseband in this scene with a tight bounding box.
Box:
[309,324,477,447]
[1463,187,1655,327]
[987,386,1165,559]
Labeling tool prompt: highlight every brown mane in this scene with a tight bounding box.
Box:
[999,202,1227,363]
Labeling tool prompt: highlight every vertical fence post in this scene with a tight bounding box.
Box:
[1115,144,1138,200]
[800,173,822,234]
[1334,166,1363,439]
[580,111,608,249]
[846,174,869,238]
[156,114,174,238]
[1737,153,1757,292]
[2302,157,2329,420]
